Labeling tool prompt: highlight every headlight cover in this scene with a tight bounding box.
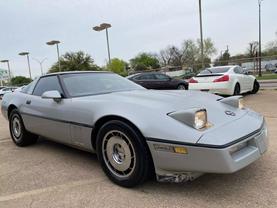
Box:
[168,108,209,130]
[219,96,244,109]
[194,110,207,129]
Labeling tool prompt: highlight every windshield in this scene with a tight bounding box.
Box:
[61,73,144,97]
[199,66,231,75]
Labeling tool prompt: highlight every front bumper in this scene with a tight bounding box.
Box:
[147,122,268,181]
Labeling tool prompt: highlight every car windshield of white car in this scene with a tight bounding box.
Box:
[60,73,144,97]
[199,66,231,75]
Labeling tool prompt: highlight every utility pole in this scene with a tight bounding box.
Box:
[198,0,204,69]
[258,0,263,77]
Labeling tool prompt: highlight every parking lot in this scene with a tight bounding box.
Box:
[0,90,277,208]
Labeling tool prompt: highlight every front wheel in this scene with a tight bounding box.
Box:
[251,80,260,94]
[96,120,152,187]
[9,109,38,147]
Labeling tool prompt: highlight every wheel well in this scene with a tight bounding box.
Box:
[8,105,17,118]
[235,82,240,90]
[178,83,188,89]
[91,115,144,150]
[91,115,155,177]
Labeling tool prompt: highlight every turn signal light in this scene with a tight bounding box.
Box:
[174,147,188,154]
[213,75,229,82]
[189,78,198,83]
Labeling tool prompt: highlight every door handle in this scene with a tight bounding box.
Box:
[26,100,31,105]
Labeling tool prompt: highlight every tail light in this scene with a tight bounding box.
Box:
[213,75,229,82]
[189,78,198,83]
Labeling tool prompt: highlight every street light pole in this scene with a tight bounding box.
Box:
[19,52,32,79]
[33,58,47,75]
[46,40,61,72]
[258,0,263,77]
[198,0,204,69]
[93,23,112,64]
[0,60,12,83]
[105,28,111,64]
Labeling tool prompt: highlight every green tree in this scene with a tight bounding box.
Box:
[247,41,259,58]
[214,49,231,66]
[10,76,32,86]
[264,31,277,56]
[49,51,101,73]
[106,58,127,76]
[130,53,160,71]
[182,39,199,68]
[198,38,217,58]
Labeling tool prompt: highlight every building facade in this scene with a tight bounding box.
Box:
[0,68,9,85]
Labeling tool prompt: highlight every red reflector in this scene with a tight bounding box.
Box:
[189,78,198,83]
[213,75,229,82]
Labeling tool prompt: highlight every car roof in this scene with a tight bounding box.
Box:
[41,71,112,78]
[127,72,165,78]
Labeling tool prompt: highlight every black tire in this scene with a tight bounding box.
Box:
[177,84,187,90]
[233,83,240,95]
[96,120,152,187]
[251,80,260,94]
[9,109,38,147]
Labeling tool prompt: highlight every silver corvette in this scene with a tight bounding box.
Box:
[1,71,268,187]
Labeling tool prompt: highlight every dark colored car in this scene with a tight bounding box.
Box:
[127,72,188,90]
[181,72,196,80]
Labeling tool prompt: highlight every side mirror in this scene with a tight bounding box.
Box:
[41,90,62,102]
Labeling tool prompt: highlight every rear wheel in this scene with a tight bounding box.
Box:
[9,109,38,147]
[233,83,240,95]
[251,80,260,94]
[177,84,187,90]
[96,120,151,187]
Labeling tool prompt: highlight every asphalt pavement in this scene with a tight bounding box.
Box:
[0,90,277,208]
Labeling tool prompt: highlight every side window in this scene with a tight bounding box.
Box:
[22,78,39,94]
[234,67,241,74]
[238,67,244,74]
[139,74,155,80]
[33,76,63,96]
[155,74,170,80]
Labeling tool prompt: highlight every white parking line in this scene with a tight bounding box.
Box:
[0,178,103,202]
[0,138,10,143]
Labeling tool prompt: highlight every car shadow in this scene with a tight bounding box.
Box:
[34,137,265,202]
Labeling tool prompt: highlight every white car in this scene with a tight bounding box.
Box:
[0,87,17,99]
[189,65,259,95]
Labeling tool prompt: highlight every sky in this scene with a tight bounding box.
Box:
[0,0,276,78]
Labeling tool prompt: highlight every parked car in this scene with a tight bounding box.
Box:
[0,87,17,99]
[265,63,276,72]
[1,71,268,187]
[127,72,188,90]
[189,65,260,95]
[181,72,196,80]
[274,69,277,74]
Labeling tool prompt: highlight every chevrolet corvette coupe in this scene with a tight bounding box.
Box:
[1,71,268,187]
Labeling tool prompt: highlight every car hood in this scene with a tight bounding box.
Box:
[79,89,247,130]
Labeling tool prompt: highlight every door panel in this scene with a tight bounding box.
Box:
[20,75,72,144]
[21,95,72,144]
